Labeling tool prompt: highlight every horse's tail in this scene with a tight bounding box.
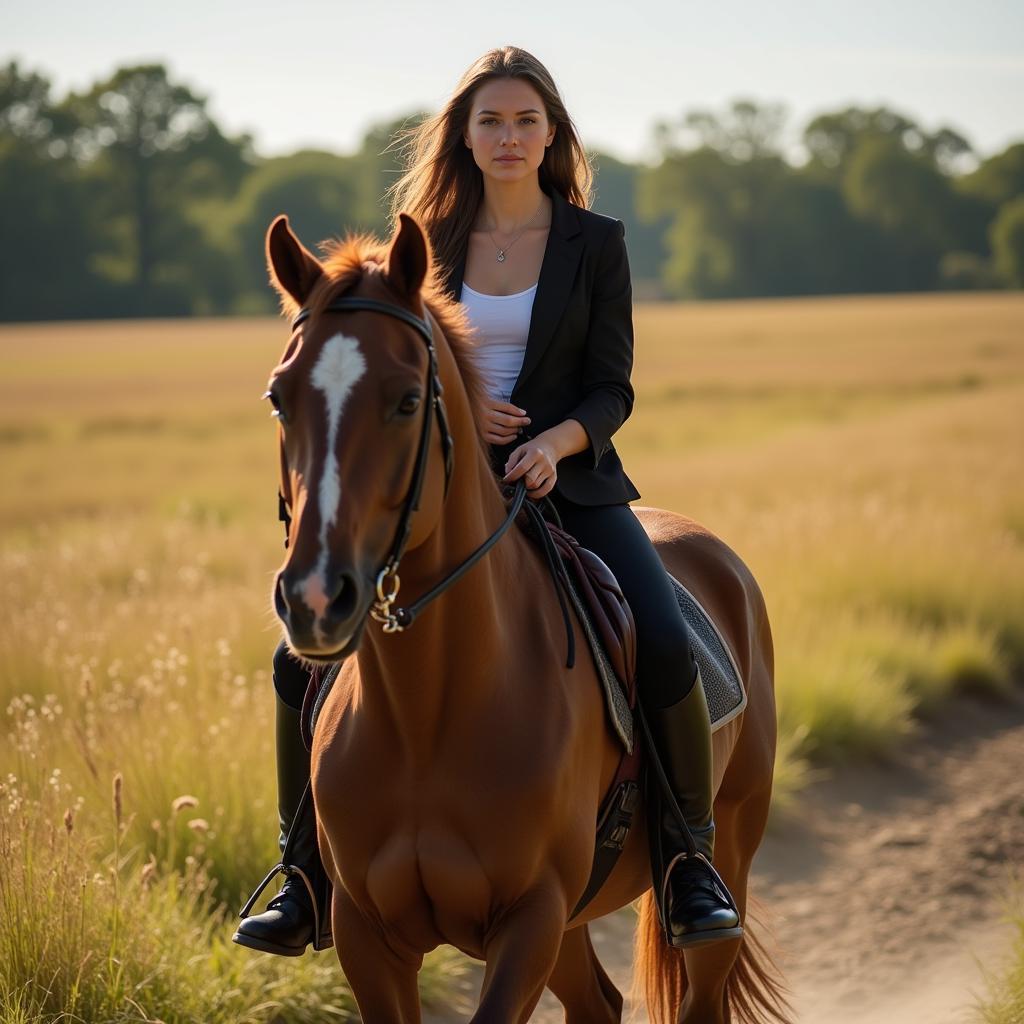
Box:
[633,890,793,1024]
[633,893,687,1022]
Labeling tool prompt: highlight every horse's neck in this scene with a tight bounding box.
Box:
[354,356,541,761]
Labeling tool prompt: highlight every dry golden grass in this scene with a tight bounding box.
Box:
[0,290,1021,1019]
[627,292,1024,778]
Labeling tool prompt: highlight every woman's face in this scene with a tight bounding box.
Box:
[463,77,556,184]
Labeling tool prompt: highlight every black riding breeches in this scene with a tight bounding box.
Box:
[545,490,699,710]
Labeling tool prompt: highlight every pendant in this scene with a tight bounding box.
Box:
[496,250,506,263]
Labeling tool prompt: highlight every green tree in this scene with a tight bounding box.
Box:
[56,64,254,313]
[801,105,971,175]
[640,101,791,298]
[0,58,73,146]
[958,143,1024,207]
[655,97,788,163]
[361,111,430,233]
[991,196,1024,287]
[589,149,667,291]
[639,145,799,298]
[640,100,870,298]
[841,132,994,289]
[947,143,1024,287]
[217,150,359,312]
[0,61,120,320]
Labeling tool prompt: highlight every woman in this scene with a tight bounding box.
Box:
[234,45,740,958]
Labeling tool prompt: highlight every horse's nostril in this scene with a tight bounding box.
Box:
[326,572,359,623]
[274,574,290,619]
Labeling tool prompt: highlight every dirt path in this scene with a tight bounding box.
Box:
[430,687,1024,1022]
[753,686,1024,1024]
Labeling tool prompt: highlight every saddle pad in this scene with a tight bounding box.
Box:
[667,573,748,732]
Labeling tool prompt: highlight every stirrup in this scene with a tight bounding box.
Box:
[660,851,740,917]
[657,850,744,948]
[237,859,330,948]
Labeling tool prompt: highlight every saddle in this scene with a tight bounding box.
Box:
[517,499,748,741]
[541,520,638,707]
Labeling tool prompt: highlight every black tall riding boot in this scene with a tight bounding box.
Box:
[233,691,333,956]
[642,667,743,949]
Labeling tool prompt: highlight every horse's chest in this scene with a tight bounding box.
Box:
[325,780,566,952]
[357,822,499,951]
[312,687,588,951]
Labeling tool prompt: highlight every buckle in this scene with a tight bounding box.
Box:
[369,565,405,633]
[605,823,629,850]
[599,781,639,851]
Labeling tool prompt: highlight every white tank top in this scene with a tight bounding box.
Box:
[459,281,538,403]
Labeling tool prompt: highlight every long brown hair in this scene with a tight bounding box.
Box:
[384,46,594,293]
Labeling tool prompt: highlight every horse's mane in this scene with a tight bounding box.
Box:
[277,230,491,460]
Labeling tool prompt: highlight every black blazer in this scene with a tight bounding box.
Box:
[444,183,641,506]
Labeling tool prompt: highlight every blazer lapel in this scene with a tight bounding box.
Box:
[513,188,583,399]
[444,186,584,398]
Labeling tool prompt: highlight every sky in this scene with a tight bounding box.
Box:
[7,0,1023,166]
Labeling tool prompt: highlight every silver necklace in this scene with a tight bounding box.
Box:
[485,196,546,263]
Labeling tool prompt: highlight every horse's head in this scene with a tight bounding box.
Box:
[264,213,459,661]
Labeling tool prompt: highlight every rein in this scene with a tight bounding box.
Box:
[286,294,540,638]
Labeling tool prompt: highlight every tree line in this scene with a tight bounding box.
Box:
[2,59,1022,321]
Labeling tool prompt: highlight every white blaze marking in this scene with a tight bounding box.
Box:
[299,332,367,621]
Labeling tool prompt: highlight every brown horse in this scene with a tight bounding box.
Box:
[263,209,791,1024]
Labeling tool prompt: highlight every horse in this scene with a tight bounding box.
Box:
[261,208,791,1024]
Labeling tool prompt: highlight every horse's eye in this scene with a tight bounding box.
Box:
[263,388,285,421]
[398,393,422,416]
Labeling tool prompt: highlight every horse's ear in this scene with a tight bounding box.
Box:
[266,215,324,308]
[385,212,429,298]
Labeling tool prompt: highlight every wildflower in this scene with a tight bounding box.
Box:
[112,773,123,827]
[171,795,198,814]
[187,818,209,833]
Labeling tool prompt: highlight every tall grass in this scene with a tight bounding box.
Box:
[973,880,1024,1024]
[0,767,362,1022]
[0,513,463,1021]
[1,292,1021,1016]
[0,765,466,1022]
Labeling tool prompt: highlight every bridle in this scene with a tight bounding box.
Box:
[282,293,528,637]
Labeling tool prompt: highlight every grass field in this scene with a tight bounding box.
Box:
[1,291,1022,1021]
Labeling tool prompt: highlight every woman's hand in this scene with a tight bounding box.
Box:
[479,397,531,445]
[503,437,559,501]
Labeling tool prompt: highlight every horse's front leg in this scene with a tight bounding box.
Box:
[333,886,423,1023]
[472,883,568,1024]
